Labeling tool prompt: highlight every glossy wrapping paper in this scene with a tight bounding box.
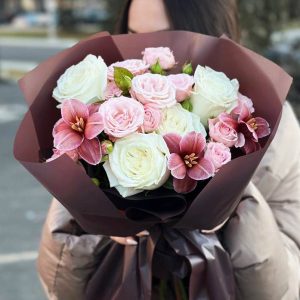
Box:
[14,31,292,299]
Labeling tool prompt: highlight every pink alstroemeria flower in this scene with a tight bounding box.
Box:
[53,99,104,165]
[231,95,271,154]
[164,131,215,193]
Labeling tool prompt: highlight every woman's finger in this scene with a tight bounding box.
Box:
[136,230,150,237]
[110,236,138,245]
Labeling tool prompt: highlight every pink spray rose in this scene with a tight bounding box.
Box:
[208,113,245,148]
[131,73,176,109]
[164,131,215,193]
[142,104,162,133]
[52,99,104,165]
[142,47,176,70]
[107,59,149,81]
[168,74,194,102]
[99,96,144,138]
[104,81,123,100]
[204,142,231,171]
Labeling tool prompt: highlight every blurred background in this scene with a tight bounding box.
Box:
[0,1,299,299]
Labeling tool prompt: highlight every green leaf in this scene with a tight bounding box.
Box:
[163,177,174,190]
[181,98,193,112]
[114,67,134,93]
[91,178,100,187]
[182,62,193,75]
[150,59,166,75]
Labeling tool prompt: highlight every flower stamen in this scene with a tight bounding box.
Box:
[247,117,258,130]
[184,153,198,168]
[71,116,85,132]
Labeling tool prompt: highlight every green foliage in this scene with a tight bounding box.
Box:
[181,98,193,112]
[182,62,193,75]
[113,66,134,93]
[150,60,166,75]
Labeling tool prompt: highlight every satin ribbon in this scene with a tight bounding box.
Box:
[86,226,235,300]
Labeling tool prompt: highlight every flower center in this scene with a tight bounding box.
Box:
[71,116,85,133]
[246,117,258,130]
[184,153,198,168]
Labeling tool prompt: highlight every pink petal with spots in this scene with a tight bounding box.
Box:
[54,127,83,151]
[187,157,215,180]
[78,138,102,165]
[62,99,89,124]
[173,176,197,194]
[180,131,206,156]
[85,112,105,140]
[163,133,181,154]
[255,117,271,138]
[168,153,186,179]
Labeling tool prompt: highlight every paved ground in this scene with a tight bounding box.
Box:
[0,80,49,300]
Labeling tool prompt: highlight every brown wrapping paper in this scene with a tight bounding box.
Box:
[14,31,292,299]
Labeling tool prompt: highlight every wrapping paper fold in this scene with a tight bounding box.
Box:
[14,31,292,299]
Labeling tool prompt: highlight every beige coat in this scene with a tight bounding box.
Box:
[37,102,300,300]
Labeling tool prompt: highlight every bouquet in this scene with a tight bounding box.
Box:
[14,31,292,300]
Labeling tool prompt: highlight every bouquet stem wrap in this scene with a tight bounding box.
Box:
[86,226,234,300]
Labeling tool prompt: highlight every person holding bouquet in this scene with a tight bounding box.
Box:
[36,0,300,299]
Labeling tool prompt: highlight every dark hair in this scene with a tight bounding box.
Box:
[115,0,240,42]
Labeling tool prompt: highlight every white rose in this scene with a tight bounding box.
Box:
[191,66,239,125]
[103,133,170,197]
[156,103,206,137]
[53,54,107,105]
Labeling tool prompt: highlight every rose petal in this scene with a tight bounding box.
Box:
[54,127,84,151]
[61,99,89,124]
[219,113,238,129]
[163,133,181,154]
[85,112,105,140]
[187,157,215,180]
[78,138,102,165]
[168,153,186,179]
[173,176,197,194]
[180,131,206,156]
[255,117,271,138]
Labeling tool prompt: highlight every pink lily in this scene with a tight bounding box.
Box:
[164,131,215,193]
[52,99,104,165]
[231,95,271,154]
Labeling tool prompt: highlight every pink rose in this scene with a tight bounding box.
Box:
[142,47,176,70]
[142,104,162,133]
[99,96,144,138]
[104,81,122,100]
[204,142,231,171]
[107,59,149,81]
[131,73,176,109]
[168,74,194,102]
[209,113,244,148]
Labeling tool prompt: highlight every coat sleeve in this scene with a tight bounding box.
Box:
[37,199,110,300]
[222,102,300,300]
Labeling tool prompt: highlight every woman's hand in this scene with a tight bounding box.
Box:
[110,230,150,245]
